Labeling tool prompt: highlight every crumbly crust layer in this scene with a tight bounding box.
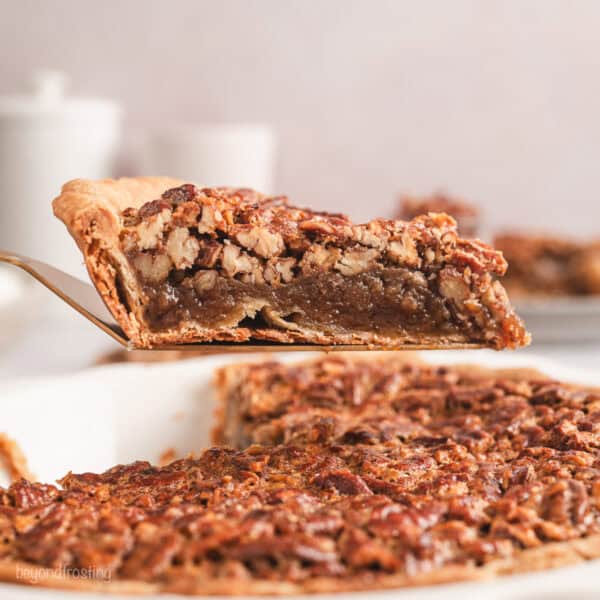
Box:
[53,179,529,349]
[495,233,600,296]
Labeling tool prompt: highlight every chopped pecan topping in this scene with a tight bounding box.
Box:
[125,185,506,279]
[335,247,379,276]
[264,257,296,284]
[197,205,223,234]
[122,207,141,227]
[313,470,373,495]
[195,240,222,268]
[299,245,341,274]
[192,269,217,293]
[5,361,600,594]
[162,183,197,205]
[387,233,420,267]
[398,193,479,237]
[299,219,336,235]
[234,226,285,258]
[221,243,257,277]
[133,253,172,283]
[172,201,201,228]
[215,354,600,577]
[135,207,172,250]
[138,199,172,221]
[438,267,471,304]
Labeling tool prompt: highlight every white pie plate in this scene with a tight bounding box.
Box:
[0,350,599,600]
[515,296,600,343]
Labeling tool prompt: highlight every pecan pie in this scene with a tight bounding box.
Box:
[53,178,529,349]
[495,233,600,297]
[398,193,480,238]
[2,356,600,594]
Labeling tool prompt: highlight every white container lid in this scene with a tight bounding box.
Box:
[0,70,121,120]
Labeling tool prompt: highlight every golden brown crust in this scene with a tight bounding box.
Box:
[53,178,184,345]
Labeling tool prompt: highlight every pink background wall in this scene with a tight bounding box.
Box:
[2,0,599,234]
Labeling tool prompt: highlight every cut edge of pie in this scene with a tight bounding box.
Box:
[212,352,425,447]
[212,353,573,449]
[52,177,184,346]
[53,177,530,349]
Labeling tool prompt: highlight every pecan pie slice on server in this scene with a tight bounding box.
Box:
[53,177,529,349]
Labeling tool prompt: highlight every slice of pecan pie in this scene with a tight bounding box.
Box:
[495,232,600,296]
[398,192,480,238]
[53,177,529,349]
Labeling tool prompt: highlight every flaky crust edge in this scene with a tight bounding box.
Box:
[53,177,184,346]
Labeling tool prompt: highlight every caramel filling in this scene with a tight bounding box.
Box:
[134,266,484,340]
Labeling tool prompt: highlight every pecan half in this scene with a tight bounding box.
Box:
[235,227,285,259]
[193,270,218,293]
[166,228,200,269]
[135,208,172,250]
[133,253,173,283]
[335,248,379,276]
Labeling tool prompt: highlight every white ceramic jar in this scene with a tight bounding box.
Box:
[137,123,276,194]
[0,71,122,277]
